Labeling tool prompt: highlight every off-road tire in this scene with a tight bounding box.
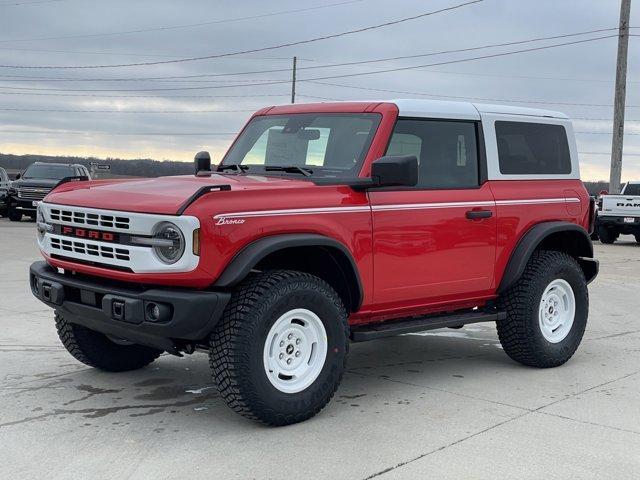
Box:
[55,313,162,372]
[8,208,22,222]
[597,225,616,244]
[209,270,349,426]
[635,234,640,244]
[497,250,588,368]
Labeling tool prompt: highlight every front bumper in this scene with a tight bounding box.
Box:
[9,196,37,213]
[30,261,230,353]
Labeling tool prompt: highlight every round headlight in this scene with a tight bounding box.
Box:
[152,222,185,264]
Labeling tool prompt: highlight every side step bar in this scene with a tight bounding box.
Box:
[350,310,507,342]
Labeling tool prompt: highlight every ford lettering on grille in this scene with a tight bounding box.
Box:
[59,225,118,242]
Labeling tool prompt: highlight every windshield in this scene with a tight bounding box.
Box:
[23,164,75,180]
[623,184,640,196]
[221,113,381,178]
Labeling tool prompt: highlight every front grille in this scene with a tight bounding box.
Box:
[50,237,130,261]
[17,187,51,201]
[50,208,130,229]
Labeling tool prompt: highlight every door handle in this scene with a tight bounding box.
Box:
[466,209,493,220]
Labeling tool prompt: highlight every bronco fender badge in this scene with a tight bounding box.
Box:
[215,217,245,226]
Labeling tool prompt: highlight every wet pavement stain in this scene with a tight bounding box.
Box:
[133,385,190,401]
[129,407,165,417]
[63,384,122,406]
[339,394,367,400]
[134,378,175,387]
[0,392,220,428]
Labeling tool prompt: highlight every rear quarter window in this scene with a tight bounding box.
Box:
[496,121,571,175]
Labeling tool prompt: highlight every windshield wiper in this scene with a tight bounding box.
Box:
[217,164,249,173]
[264,165,313,177]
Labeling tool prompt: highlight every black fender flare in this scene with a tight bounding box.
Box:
[213,234,364,309]
[497,221,598,294]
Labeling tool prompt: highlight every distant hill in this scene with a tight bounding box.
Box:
[0,153,193,178]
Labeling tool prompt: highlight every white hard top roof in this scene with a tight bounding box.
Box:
[390,99,568,120]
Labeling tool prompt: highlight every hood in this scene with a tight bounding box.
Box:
[13,178,61,189]
[44,174,313,214]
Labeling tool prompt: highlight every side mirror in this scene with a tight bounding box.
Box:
[194,151,212,176]
[15,172,21,180]
[370,155,418,188]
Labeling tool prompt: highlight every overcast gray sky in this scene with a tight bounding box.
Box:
[0,0,638,180]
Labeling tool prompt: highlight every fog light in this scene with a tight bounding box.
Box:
[146,302,161,322]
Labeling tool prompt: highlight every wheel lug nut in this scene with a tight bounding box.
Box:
[287,333,293,340]
[295,351,300,357]
[286,358,292,364]
[295,339,300,345]
[279,340,284,347]
[279,353,283,359]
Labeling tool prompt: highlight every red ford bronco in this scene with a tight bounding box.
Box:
[30,100,598,425]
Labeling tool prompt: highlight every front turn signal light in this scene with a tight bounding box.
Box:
[192,228,200,256]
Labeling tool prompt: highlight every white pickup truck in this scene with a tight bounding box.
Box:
[596,181,640,244]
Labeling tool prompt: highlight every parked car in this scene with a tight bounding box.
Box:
[0,167,10,217]
[7,162,90,221]
[595,181,640,244]
[29,100,598,425]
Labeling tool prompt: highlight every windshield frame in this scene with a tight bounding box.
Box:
[23,164,75,180]
[219,112,382,179]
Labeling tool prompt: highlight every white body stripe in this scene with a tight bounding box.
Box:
[214,198,580,220]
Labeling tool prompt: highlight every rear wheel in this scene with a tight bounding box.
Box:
[55,313,162,372]
[209,270,349,426]
[635,234,640,244]
[8,208,22,222]
[597,225,616,244]
[497,250,588,368]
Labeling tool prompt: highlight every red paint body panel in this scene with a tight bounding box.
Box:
[368,183,497,314]
[41,101,592,325]
[488,179,590,289]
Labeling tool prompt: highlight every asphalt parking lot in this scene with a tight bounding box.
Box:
[1,217,639,479]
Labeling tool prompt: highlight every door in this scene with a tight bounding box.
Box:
[369,118,497,310]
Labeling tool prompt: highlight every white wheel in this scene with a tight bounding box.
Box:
[538,279,576,343]
[263,308,328,394]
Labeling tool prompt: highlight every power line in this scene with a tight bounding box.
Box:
[573,117,640,121]
[294,34,622,86]
[0,1,367,43]
[580,151,640,156]
[0,46,308,61]
[0,108,255,113]
[0,77,287,84]
[0,92,288,99]
[0,34,620,98]
[0,129,237,136]
[307,78,632,107]
[0,0,484,69]
[408,68,640,85]
[0,0,66,6]
[575,131,640,135]
[0,26,617,80]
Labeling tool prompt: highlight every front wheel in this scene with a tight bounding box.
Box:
[635,234,640,244]
[497,250,588,368]
[209,270,349,426]
[597,225,616,244]
[8,208,22,222]
[55,314,162,372]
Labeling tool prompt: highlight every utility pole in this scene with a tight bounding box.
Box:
[609,0,632,194]
[291,56,297,104]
